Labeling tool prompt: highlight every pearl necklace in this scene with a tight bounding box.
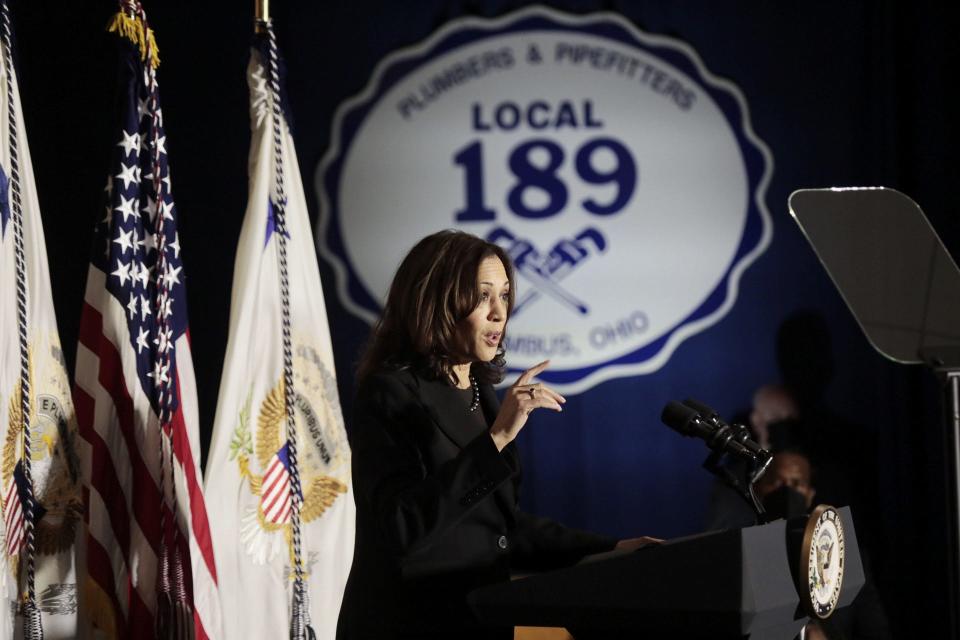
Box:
[468,374,480,412]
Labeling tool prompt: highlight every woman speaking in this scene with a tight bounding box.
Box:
[336,231,651,639]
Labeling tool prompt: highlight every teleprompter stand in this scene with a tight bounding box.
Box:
[789,187,960,638]
[469,507,864,639]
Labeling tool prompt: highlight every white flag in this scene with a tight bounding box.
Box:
[1,11,81,638]
[203,42,355,639]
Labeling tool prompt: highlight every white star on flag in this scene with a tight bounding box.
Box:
[111,259,131,285]
[154,326,172,353]
[115,162,139,189]
[147,360,169,387]
[135,262,151,288]
[113,227,134,254]
[115,194,138,222]
[135,327,150,354]
[139,294,152,320]
[118,129,141,156]
[165,263,182,286]
[160,199,174,221]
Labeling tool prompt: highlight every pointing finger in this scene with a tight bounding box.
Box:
[517,360,550,385]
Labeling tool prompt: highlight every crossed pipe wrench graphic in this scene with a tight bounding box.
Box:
[486,226,607,317]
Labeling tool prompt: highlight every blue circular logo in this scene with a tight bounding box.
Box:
[316,7,773,393]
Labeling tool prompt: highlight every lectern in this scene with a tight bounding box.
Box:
[469,507,864,639]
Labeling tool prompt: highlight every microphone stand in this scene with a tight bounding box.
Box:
[701,423,773,525]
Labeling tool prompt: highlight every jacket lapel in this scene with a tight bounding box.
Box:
[416,374,481,450]
[416,372,518,512]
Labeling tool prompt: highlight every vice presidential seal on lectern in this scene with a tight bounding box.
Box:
[800,504,846,619]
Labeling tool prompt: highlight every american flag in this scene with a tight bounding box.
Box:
[259,445,302,525]
[2,461,46,558]
[1,471,21,557]
[74,5,221,638]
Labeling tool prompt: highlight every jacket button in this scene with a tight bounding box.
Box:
[497,535,508,550]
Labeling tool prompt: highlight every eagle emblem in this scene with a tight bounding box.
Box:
[230,343,350,569]
[812,533,835,596]
[801,505,846,619]
[1,347,82,579]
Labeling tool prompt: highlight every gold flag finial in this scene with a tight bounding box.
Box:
[255,0,270,34]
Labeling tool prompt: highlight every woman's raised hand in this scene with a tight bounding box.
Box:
[489,360,566,451]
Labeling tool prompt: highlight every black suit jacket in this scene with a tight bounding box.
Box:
[336,367,616,639]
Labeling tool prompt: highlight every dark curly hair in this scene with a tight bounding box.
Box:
[356,230,515,387]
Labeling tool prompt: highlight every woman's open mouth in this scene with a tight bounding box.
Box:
[483,331,501,347]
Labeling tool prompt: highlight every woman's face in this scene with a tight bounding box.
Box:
[458,255,509,363]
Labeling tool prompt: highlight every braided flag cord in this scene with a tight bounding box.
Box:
[126,4,192,637]
[264,21,312,640]
[0,3,40,637]
[75,2,222,638]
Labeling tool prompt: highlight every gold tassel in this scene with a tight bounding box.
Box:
[107,11,160,68]
[83,577,118,639]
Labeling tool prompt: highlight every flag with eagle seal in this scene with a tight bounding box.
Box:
[203,39,355,640]
[1,7,82,636]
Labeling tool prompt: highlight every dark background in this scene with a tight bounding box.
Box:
[8,1,959,636]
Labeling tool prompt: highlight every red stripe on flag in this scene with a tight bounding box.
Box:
[77,303,105,362]
[5,479,23,553]
[85,533,124,633]
[263,457,283,485]
[262,481,290,520]
[3,479,20,529]
[262,462,287,494]
[80,291,220,631]
[75,384,136,565]
[169,382,219,583]
[74,376,95,448]
[277,502,291,525]
[194,611,210,640]
[78,301,184,635]
[262,470,287,512]
[78,303,162,553]
[126,571,157,640]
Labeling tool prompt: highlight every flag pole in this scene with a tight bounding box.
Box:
[255,0,269,32]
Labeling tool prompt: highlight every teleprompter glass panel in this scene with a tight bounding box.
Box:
[789,187,960,365]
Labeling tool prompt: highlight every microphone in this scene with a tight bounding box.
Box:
[661,399,772,475]
[681,399,768,459]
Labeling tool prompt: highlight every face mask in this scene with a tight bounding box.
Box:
[762,484,809,520]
